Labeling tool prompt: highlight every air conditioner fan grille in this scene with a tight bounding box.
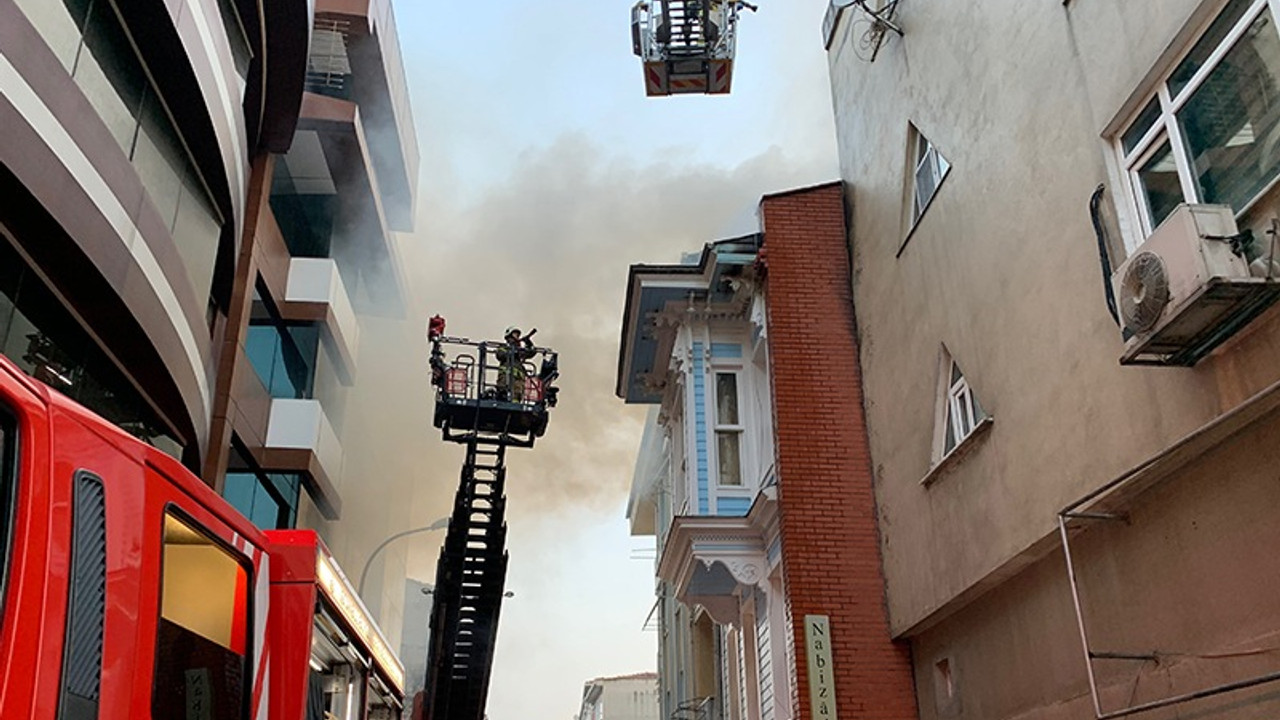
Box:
[1120,251,1171,334]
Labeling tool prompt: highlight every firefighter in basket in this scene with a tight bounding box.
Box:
[496,326,536,401]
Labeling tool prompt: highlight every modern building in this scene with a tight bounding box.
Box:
[1,0,422,712]
[2,0,309,468]
[578,672,661,720]
[823,0,1280,718]
[203,0,422,646]
[618,183,911,720]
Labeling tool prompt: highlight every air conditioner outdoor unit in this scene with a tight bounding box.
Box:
[1113,204,1280,366]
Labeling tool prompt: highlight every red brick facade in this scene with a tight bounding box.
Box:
[760,182,918,720]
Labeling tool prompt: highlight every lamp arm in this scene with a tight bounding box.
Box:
[357,521,450,596]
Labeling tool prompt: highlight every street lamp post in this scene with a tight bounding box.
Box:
[357,517,451,597]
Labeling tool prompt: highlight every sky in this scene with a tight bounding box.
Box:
[384,2,840,718]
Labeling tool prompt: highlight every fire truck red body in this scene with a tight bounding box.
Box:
[0,355,404,719]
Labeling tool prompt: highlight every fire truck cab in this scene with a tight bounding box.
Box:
[0,355,403,720]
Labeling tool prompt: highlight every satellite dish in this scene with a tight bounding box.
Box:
[823,0,901,56]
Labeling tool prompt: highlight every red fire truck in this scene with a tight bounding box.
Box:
[0,354,405,719]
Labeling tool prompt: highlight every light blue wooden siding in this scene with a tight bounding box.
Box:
[711,342,743,359]
[693,342,709,514]
[716,496,752,517]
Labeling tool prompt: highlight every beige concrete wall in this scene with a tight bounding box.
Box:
[908,412,1280,720]
[827,0,1280,716]
[829,0,1280,632]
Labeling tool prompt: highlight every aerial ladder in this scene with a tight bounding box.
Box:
[631,0,757,96]
[422,318,559,720]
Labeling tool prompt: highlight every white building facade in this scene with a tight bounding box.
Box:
[620,237,791,720]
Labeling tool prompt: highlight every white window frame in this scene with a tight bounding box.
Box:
[930,347,990,470]
[911,126,951,226]
[945,366,980,454]
[712,367,746,488]
[1114,0,1280,251]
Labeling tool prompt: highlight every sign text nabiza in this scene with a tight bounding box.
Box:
[804,615,838,720]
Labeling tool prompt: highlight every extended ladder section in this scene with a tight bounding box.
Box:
[423,330,559,720]
[424,440,509,720]
[631,0,752,96]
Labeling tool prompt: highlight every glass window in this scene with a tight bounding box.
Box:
[1118,0,1280,239]
[172,175,223,301]
[715,373,739,425]
[152,513,250,720]
[1168,0,1254,99]
[20,0,227,304]
[223,442,301,530]
[216,0,253,78]
[1177,7,1280,213]
[72,0,146,155]
[1136,140,1183,229]
[714,372,743,486]
[245,288,320,400]
[1121,98,1162,156]
[943,360,986,457]
[12,0,92,72]
[0,240,183,457]
[912,128,950,224]
[223,472,300,530]
[132,92,185,232]
[716,431,742,486]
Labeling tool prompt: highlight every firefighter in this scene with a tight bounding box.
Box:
[496,327,535,401]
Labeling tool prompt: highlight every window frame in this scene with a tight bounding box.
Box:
[909,125,951,229]
[151,506,254,720]
[1114,0,1280,249]
[945,367,980,455]
[712,369,745,488]
[927,349,992,483]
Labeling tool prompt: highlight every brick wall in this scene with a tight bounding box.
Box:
[760,182,918,720]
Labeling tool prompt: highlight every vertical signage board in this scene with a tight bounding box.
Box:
[804,614,838,720]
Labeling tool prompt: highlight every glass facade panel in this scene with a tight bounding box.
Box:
[246,292,320,400]
[224,472,300,530]
[269,189,337,259]
[132,93,185,231]
[1178,8,1280,213]
[13,0,91,72]
[22,0,227,305]
[216,0,253,78]
[72,0,146,154]
[172,175,222,300]
[0,240,182,457]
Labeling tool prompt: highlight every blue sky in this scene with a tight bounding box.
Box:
[389,2,839,719]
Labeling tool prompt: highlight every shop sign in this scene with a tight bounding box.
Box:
[804,614,838,720]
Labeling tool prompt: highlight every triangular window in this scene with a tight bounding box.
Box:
[938,350,986,458]
[911,125,950,225]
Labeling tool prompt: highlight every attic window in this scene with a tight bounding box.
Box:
[943,359,985,457]
[923,347,993,485]
[911,125,951,227]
